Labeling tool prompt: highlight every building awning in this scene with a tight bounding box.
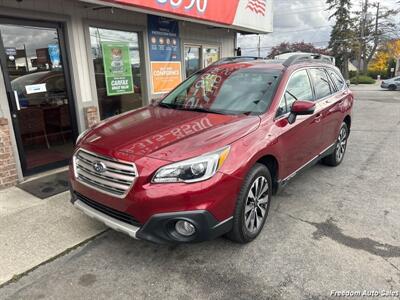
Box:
[80,0,273,34]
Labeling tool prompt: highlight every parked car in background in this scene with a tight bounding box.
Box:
[70,55,354,244]
[11,71,66,107]
[381,76,400,91]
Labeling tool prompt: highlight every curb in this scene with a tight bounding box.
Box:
[0,230,108,289]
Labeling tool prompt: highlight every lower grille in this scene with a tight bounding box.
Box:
[75,192,141,227]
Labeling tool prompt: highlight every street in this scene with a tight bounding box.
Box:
[1,85,400,300]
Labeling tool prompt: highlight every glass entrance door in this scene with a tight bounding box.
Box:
[0,21,76,175]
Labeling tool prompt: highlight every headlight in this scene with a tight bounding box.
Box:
[76,128,90,144]
[152,146,230,183]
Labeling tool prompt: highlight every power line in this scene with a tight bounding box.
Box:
[275,26,332,33]
[275,6,329,16]
[239,25,332,35]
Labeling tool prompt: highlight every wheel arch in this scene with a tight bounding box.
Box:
[344,115,351,133]
[256,155,279,194]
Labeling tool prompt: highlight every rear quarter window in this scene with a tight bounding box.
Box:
[309,68,333,100]
[327,69,345,91]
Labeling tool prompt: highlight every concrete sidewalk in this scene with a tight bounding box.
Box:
[0,187,106,285]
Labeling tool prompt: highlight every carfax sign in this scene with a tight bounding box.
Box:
[101,42,134,96]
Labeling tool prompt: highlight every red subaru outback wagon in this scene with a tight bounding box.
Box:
[70,55,353,244]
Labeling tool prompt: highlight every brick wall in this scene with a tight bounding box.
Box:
[0,118,18,189]
[84,106,100,128]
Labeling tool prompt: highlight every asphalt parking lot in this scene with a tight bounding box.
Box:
[1,85,399,300]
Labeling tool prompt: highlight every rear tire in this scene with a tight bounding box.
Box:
[322,122,349,167]
[226,163,272,244]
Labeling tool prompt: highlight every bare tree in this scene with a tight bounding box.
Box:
[355,1,400,74]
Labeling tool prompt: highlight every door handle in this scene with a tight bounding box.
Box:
[314,113,322,123]
[13,91,21,110]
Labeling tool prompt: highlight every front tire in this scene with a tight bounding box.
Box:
[322,122,349,167]
[226,163,272,243]
[389,84,397,91]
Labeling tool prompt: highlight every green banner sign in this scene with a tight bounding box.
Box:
[101,42,134,96]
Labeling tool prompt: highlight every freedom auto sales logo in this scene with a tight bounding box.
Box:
[246,0,267,16]
[156,0,208,13]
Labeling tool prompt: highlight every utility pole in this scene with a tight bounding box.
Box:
[257,35,261,57]
[373,3,380,43]
[363,2,381,74]
[357,0,368,81]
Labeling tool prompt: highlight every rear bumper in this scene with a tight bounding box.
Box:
[71,192,233,244]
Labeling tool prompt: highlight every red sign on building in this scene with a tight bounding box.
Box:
[112,0,239,25]
[105,0,273,33]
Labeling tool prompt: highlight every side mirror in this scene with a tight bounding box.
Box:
[151,97,163,106]
[288,100,316,124]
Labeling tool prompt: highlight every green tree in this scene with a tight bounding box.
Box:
[326,0,355,79]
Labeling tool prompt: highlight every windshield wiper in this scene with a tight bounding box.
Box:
[180,107,226,115]
[160,103,236,115]
[158,102,177,109]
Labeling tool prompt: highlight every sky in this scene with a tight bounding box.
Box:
[238,0,400,57]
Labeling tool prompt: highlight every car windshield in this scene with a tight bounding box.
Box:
[160,65,282,115]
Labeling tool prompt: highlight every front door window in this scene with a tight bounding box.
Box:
[0,23,74,174]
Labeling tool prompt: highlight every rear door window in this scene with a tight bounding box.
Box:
[309,68,332,100]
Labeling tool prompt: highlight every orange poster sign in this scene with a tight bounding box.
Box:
[151,62,182,94]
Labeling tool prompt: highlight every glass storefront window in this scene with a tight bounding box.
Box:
[203,46,220,67]
[184,45,201,78]
[89,27,143,120]
[184,45,220,78]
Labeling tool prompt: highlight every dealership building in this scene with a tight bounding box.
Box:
[0,0,273,187]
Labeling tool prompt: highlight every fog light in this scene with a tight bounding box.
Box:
[175,220,196,237]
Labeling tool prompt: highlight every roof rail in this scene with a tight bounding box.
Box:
[283,54,333,67]
[211,56,264,66]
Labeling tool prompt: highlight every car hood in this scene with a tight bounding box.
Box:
[81,106,260,162]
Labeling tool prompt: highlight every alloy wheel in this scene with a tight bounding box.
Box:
[244,176,269,233]
[335,127,347,162]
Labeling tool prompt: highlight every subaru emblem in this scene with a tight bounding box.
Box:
[93,161,106,173]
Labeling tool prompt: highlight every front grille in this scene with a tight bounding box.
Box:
[75,192,141,227]
[73,149,138,198]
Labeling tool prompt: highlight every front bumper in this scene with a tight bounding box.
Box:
[74,199,140,238]
[71,192,233,244]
